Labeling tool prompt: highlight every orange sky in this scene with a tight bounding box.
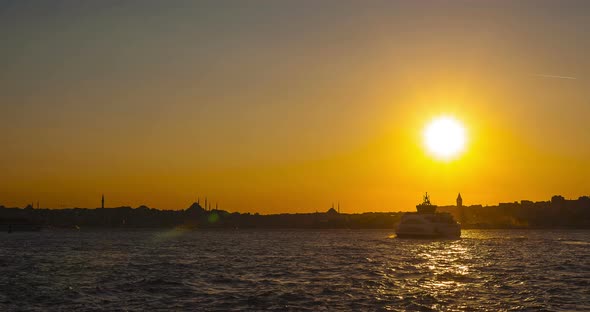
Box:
[1,1,589,212]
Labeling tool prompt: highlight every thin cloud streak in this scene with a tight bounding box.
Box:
[534,74,578,80]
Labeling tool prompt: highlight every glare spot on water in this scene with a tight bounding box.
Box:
[561,240,590,245]
[152,226,191,242]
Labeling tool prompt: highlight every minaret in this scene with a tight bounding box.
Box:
[457,193,463,207]
[101,194,105,209]
[337,202,340,214]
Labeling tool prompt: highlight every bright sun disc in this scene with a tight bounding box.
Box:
[423,116,466,160]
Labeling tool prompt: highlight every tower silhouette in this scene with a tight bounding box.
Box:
[101,194,105,209]
[457,193,463,207]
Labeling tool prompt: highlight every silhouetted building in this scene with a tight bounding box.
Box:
[457,193,463,207]
[186,202,206,215]
[551,195,565,205]
[101,194,105,209]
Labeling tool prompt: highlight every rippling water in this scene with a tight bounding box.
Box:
[1,229,589,311]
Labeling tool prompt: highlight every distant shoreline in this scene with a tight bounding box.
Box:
[0,196,590,232]
[2,195,590,230]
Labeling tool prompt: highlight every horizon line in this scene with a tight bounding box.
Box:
[2,194,588,213]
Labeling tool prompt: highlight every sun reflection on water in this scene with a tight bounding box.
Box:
[373,238,480,309]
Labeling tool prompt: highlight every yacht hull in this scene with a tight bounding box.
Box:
[395,213,461,239]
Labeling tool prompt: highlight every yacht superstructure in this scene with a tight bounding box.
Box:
[396,193,461,238]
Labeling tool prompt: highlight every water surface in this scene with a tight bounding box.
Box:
[1,229,589,311]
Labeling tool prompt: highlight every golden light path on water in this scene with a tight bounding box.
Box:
[374,238,475,310]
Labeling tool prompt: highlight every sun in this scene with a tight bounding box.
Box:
[423,116,466,160]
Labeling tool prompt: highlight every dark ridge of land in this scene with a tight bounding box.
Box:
[1,195,589,230]
[438,195,590,229]
[0,202,400,230]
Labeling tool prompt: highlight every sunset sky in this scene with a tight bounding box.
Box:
[1,1,589,212]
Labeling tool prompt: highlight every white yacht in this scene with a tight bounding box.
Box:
[396,193,461,239]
